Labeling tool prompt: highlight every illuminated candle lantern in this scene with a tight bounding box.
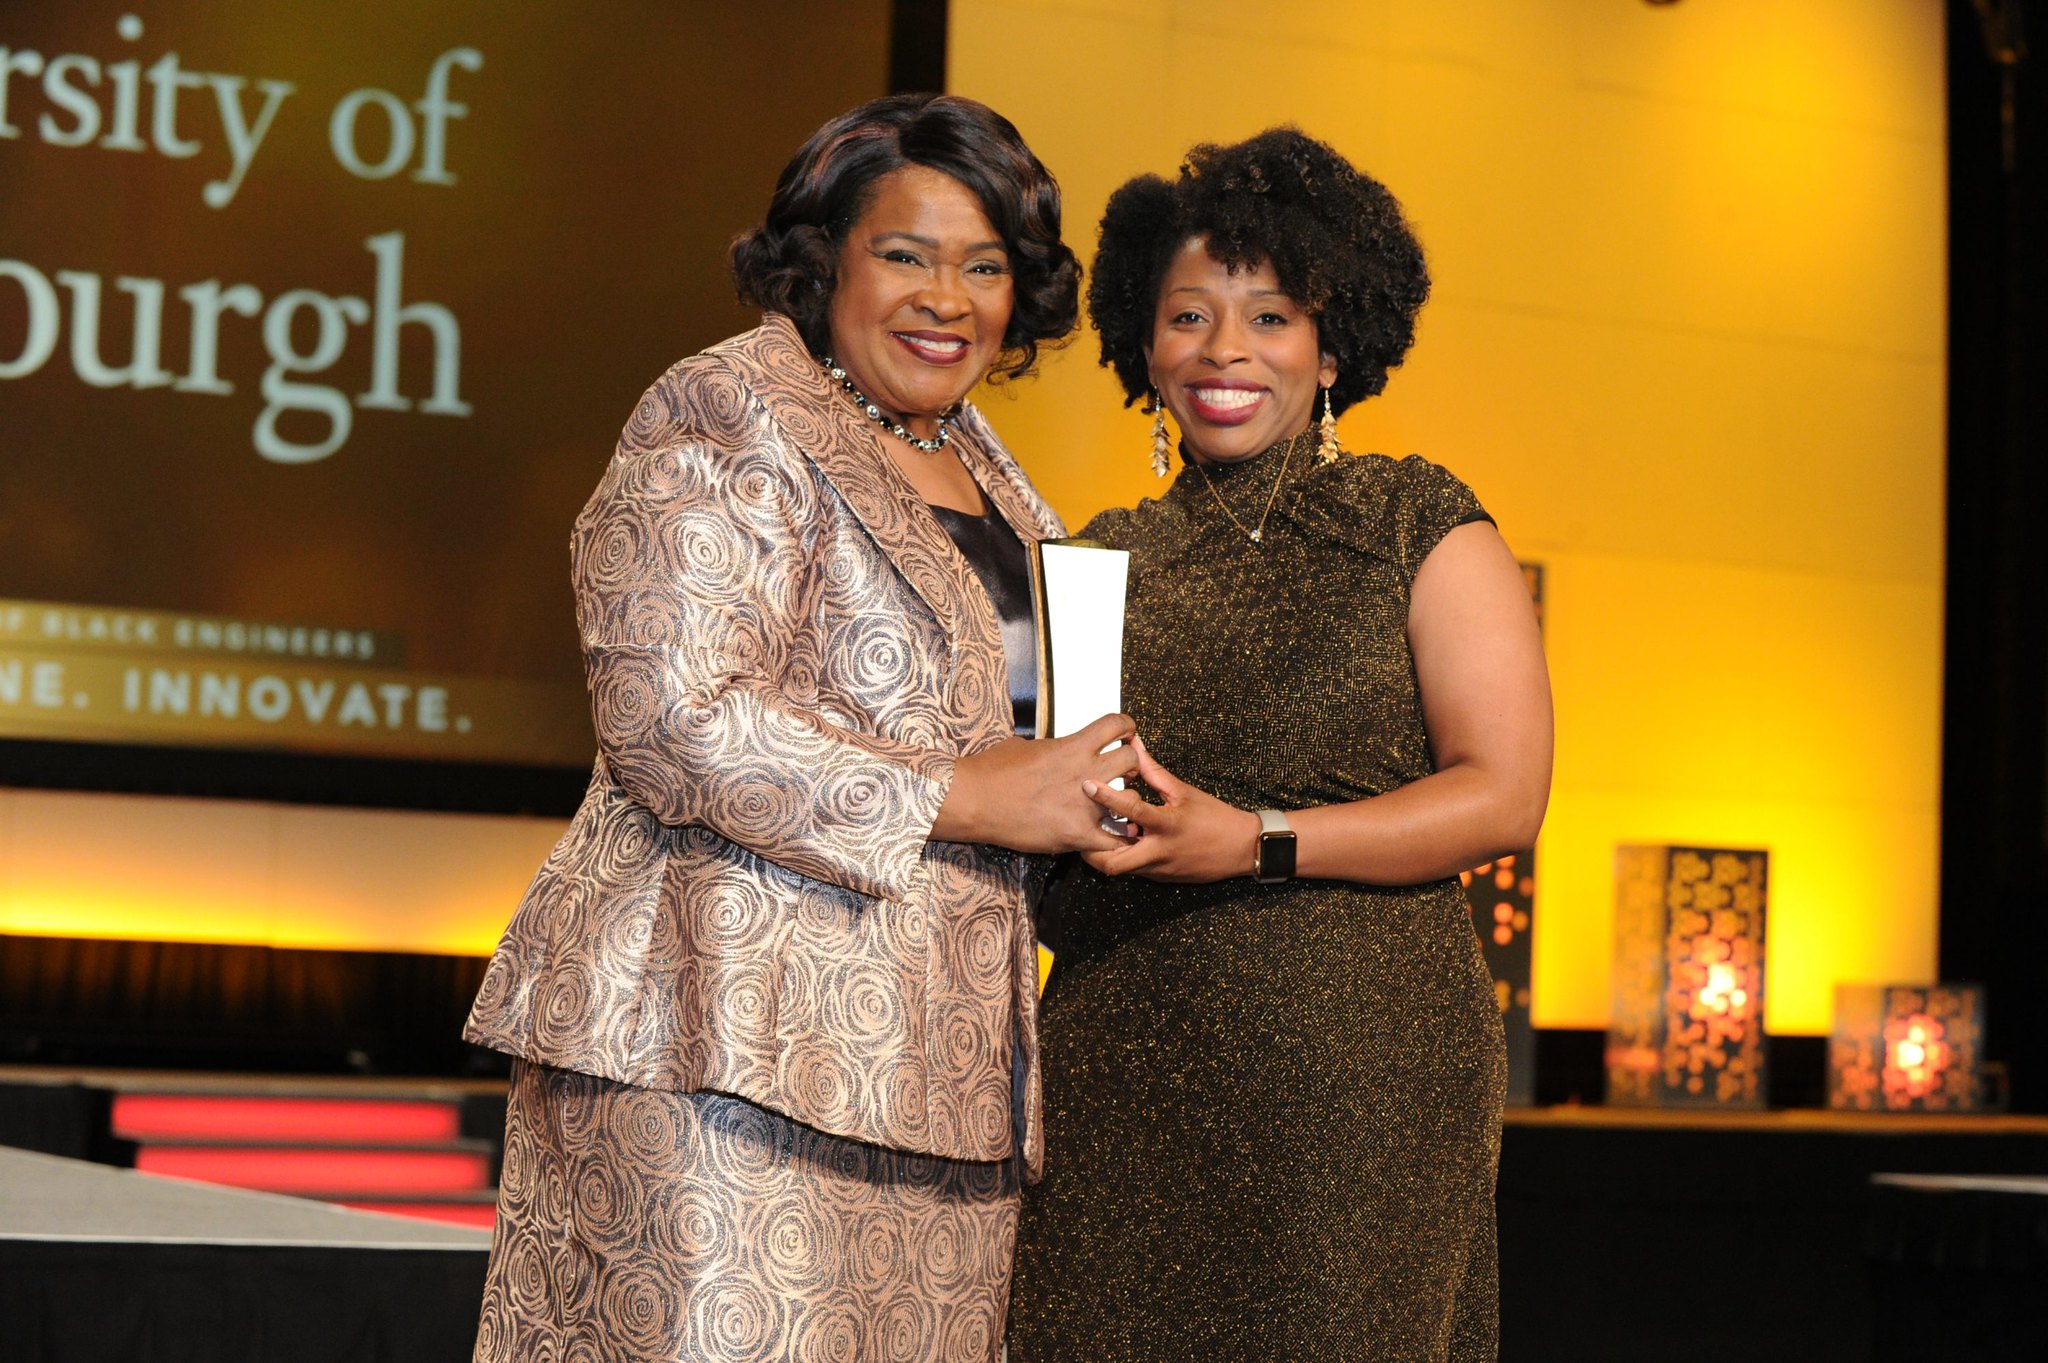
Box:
[1463,850,1535,1105]
[1827,983,1984,1112]
[1607,845,1769,1108]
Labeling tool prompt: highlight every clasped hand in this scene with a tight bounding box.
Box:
[941,720,1262,876]
[938,712,1141,854]
[1079,735,1262,883]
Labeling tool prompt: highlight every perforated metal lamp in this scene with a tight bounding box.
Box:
[1607,845,1769,1109]
[1828,983,1985,1113]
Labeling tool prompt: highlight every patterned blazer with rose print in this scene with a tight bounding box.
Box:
[464,314,1064,1176]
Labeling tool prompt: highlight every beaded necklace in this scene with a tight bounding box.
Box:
[820,356,952,453]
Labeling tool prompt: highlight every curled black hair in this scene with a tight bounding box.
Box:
[729,93,1080,380]
[1088,127,1429,415]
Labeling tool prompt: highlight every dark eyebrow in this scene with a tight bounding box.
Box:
[870,231,1008,254]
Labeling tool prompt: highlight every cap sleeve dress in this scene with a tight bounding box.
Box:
[1008,445,1508,1362]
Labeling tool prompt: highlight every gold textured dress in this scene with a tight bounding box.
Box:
[1007,435,1508,1362]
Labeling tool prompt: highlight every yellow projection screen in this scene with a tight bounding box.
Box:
[0,2,891,798]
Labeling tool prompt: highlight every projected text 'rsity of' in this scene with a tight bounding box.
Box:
[0,16,477,462]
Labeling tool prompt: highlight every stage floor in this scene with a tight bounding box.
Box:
[1,1146,490,1363]
[0,1144,490,1249]
[9,1067,2046,1361]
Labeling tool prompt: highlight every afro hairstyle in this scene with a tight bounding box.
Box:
[1087,127,1428,415]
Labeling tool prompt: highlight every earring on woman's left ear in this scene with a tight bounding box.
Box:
[1317,385,1345,463]
[1148,391,1172,478]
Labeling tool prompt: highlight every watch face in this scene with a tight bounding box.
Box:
[1257,831,1297,882]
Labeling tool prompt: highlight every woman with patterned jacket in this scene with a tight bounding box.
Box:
[464,94,1133,1363]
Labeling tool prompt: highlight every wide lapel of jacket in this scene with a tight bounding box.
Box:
[721,315,987,668]
[950,401,1067,544]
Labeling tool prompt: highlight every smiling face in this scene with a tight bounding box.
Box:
[1146,238,1336,465]
[825,165,1015,439]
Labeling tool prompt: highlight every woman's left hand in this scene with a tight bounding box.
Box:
[1078,735,1261,883]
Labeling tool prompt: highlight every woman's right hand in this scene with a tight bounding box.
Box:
[932,713,1140,853]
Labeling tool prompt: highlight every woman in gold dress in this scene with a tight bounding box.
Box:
[1007,129,1553,1362]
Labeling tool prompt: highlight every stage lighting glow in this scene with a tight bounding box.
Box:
[136,1145,491,1196]
[113,1094,461,1145]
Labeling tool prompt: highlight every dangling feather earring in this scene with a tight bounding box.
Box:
[1317,384,1345,463]
[1148,391,1172,478]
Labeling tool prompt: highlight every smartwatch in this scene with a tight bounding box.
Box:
[1253,809,1296,883]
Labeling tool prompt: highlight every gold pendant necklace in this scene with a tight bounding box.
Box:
[1193,432,1301,545]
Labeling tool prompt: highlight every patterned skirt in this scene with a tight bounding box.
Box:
[473,1062,1021,1363]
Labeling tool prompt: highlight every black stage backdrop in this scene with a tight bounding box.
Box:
[1941,0,2048,1112]
[2,1240,487,1363]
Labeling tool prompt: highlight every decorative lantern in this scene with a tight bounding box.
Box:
[1607,845,1769,1108]
[1827,983,1984,1113]
[1463,851,1534,1106]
